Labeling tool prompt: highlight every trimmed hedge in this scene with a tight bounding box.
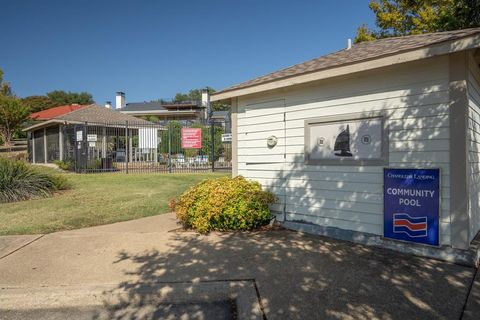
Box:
[170,176,277,233]
[0,158,71,203]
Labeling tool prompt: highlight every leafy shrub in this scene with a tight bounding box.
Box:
[86,159,102,171]
[170,176,277,233]
[53,159,75,171]
[0,158,71,203]
[47,173,72,191]
[0,151,27,161]
[184,148,198,158]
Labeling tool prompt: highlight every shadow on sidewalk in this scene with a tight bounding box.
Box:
[96,230,474,320]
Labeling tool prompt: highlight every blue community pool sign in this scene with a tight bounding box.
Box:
[383,168,440,246]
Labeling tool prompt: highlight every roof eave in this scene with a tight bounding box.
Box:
[211,33,480,102]
[120,110,168,114]
[23,119,64,132]
[120,110,201,115]
[23,119,165,131]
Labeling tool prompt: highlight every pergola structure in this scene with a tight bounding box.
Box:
[24,105,164,171]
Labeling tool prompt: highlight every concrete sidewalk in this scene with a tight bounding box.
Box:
[0,213,478,319]
[463,268,480,320]
[0,234,43,259]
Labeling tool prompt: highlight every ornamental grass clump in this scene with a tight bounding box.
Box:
[170,176,277,233]
[0,158,71,203]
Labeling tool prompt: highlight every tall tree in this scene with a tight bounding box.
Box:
[0,69,12,96]
[355,0,480,43]
[22,95,55,113]
[46,90,94,106]
[174,87,229,111]
[0,95,30,146]
[174,88,206,102]
[442,0,480,30]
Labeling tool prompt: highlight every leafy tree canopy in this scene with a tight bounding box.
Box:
[174,87,215,102]
[355,0,480,43]
[0,95,30,146]
[21,95,55,113]
[0,69,28,145]
[21,91,94,113]
[174,87,229,111]
[18,91,94,115]
[46,90,94,107]
[0,69,12,96]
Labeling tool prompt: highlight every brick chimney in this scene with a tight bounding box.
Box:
[116,92,125,109]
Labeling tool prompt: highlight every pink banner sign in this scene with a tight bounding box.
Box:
[181,128,202,149]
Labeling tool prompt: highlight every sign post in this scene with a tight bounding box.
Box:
[383,168,440,246]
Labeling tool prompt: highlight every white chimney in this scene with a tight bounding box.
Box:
[116,92,126,109]
[105,101,112,109]
[201,88,210,120]
[347,39,352,50]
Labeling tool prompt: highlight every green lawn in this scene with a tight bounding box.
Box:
[0,172,228,235]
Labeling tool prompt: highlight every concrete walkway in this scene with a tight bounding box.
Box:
[463,268,480,320]
[0,213,478,319]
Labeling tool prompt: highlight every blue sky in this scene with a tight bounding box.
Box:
[0,0,375,104]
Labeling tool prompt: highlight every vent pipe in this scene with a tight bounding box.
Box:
[347,39,352,50]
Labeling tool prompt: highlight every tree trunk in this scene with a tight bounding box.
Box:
[0,128,12,147]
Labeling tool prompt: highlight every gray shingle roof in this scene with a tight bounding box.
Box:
[55,104,153,124]
[214,28,480,95]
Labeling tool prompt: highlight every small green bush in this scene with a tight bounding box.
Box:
[53,159,74,171]
[0,158,71,203]
[86,159,102,171]
[47,173,72,191]
[170,176,277,233]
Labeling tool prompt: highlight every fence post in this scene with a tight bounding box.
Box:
[168,124,172,173]
[211,121,215,172]
[125,121,129,174]
[73,124,77,173]
[83,122,88,173]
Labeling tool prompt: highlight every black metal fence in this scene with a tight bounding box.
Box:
[63,119,231,173]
